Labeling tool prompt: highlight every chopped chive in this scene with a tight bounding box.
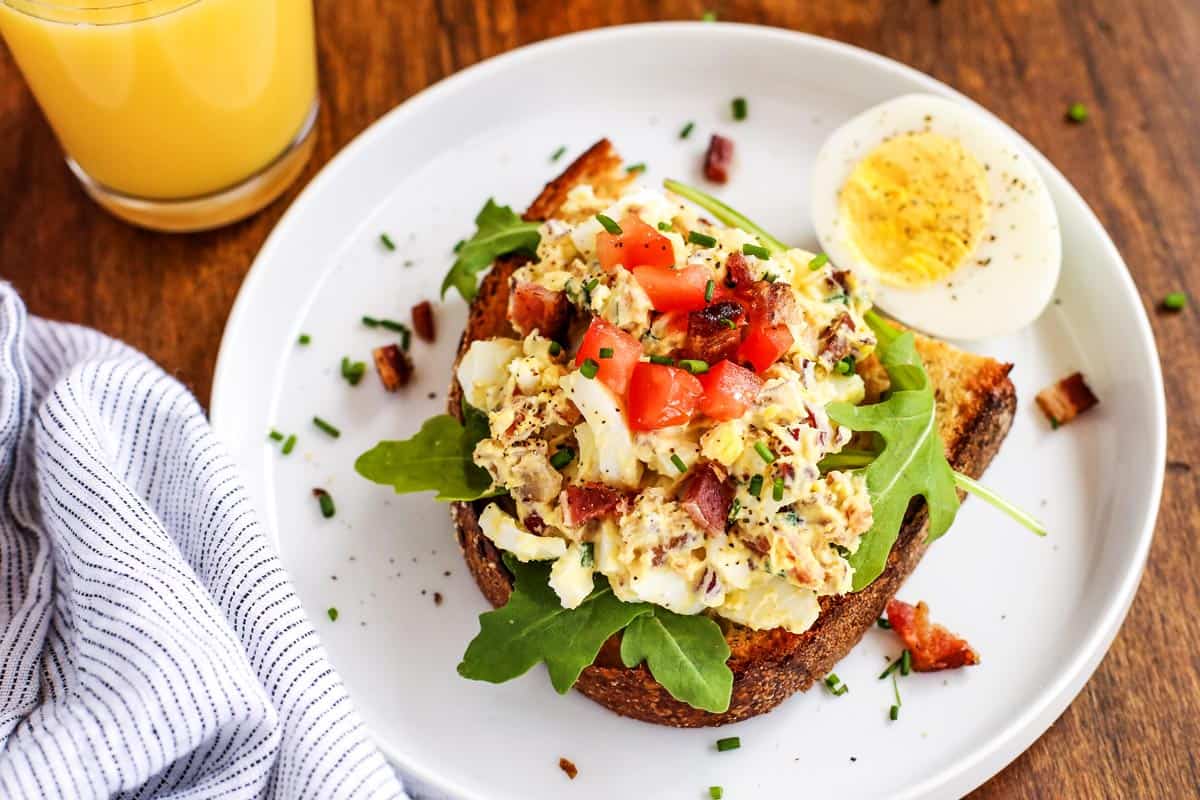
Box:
[380,233,396,251]
[625,162,647,174]
[748,474,764,498]
[598,347,614,359]
[727,498,741,521]
[297,334,311,345]
[704,279,716,302]
[1163,291,1188,310]
[709,788,724,800]
[808,252,829,270]
[688,230,718,248]
[772,477,784,501]
[453,239,465,253]
[362,316,381,328]
[679,121,695,139]
[580,542,594,567]
[701,10,716,22]
[649,354,676,366]
[721,318,736,330]
[879,657,903,680]
[327,607,339,621]
[313,488,335,518]
[731,97,748,121]
[1066,102,1088,123]
[268,430,284,442]
[551,145,567,162]
[550,447,575,470]
[824,673,848,696]
[763,272,778,283]
[582,277,599,303]
[877,617,892,629]
[890,672,902,720]
[400,328,412,351]
[836,356,856,375]
[579,358,599,379]
[754,442,776,463]
[900,649,912,676]
[742,243,771,259]
[341,357,367,386]
[596,214,622,235]
[715,736,740,752]
[678,359,709,374]
[548,341,563,357]
[890,704,900,721]
[380,319,409,334]
[313,417,341,438]
[671,453,688,473]
[657,221,674,231]
[282,434,297,455]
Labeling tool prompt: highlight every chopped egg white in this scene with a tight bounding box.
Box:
[478,504,567,562]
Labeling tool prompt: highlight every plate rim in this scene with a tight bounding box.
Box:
[211,21,1167,800]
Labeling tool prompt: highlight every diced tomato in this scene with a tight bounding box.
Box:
[737,322,793,374]
[626,362,704,430]
[597,214,676,271]
[698,360,763,420]
[575,317,642,395]
[632,264,712,313]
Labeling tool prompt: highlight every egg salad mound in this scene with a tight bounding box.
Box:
[457,183,878,635]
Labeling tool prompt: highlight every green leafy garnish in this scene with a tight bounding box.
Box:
[620,609,732,713]
[458,556,651,692]
[354,406,500,501]
[441,199,541,301]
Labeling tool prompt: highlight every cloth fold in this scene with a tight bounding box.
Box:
[0,284,407,800]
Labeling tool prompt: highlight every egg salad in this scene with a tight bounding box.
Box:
[457,182,878,635]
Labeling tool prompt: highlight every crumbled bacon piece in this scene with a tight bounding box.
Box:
[372,344,413,391]
[683,300,745,363]
[703,134,734,184]
[885,599,980,672]
[1035,372,1098,428]
[508,281,571,339]
[817,312,856,367]
[745,280,800,327]
[523,512,546,535]
[723,251,754,290]
[679,463,734,534]
[561,483,632,527]
[411,300,436,342]
[558,757,578,780]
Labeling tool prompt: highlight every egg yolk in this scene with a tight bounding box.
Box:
[839,131,990,288]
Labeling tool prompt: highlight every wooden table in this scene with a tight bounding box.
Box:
[4,1,1197,796]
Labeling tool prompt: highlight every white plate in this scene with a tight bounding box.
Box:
[212,23,1165,800]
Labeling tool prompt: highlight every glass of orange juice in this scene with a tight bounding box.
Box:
[0,0,318,232]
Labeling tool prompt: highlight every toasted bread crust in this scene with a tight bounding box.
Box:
[448,140,1016,727]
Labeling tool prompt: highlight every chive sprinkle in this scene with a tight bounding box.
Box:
[579,358,599,379]
[900,649,912,676]
[763,272,778,283]
[1066,102,1088,123]
[649,354,675,366]
[380,233,396,251]
[313,417,341,438]
[710,787,724,800]
[313,488,335,519]
[362,316,380,328]
[836,356,856,375]
[731,97,748,121]
[268,430,284,442]
[877,617,892,629]
[742,243,771,259]
[340,357,366,386]
[297,334,311,345]
[282,434,297,455]
[890,672,902,720]
[715,736,740,752]
[580,542,594,567]
[727,498,741,521]
[688,230,718,248]
[772,477,784,501]
[704,279,716,302]
[678,359,709,374]
[748,474,764,498]
[1163,291,1188,310]
[327,607,339,622]
[721,318,736,330]
[824,673,849,696]
[548,341,563,357]
[598,347,614,359]
[550,447,575,469]
[754,442,776,463]
[380,319,409,334]
[626,162,647,174]
[879,656,903,680]
[657,221,674,232]
[551,145,567,162]
[596,214,622,235]
[809,252,830,270]
[670,453,688,473]
[890,704,900,721]
[680,121,695,139]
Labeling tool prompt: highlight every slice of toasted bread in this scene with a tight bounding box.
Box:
[448,139,1016,727]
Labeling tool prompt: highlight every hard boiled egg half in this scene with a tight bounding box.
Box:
[811,93,1061,340]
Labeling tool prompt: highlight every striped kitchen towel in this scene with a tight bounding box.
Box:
[0,283,408,800]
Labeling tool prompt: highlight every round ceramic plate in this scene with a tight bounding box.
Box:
[211,23,1165,800]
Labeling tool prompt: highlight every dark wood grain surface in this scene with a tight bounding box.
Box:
[3,1,1197,796]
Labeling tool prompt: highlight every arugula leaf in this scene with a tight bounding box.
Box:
[354,406,499,501]
[441,199,541,301]
[825,314,960,590]
[458,556,652,693]
[619,608,733,713]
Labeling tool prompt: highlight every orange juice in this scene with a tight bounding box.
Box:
[0,0,317,215]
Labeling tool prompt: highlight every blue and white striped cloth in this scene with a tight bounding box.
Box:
[0,284,408,799]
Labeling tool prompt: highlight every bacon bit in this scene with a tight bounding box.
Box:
[523,512,546,535]
[508,281,571,339]
[703,134,735,184]
[723,251,754,290]
[817,312,856,366]
[829,270,852,294]
[372,344,413,391]
[433,591,443,606]
[1035,372,1098,428]
[683,300,746,363]
[411,300,436,342]
[558,757,578,780]
[561,483,633,527]
[745,280,800,327]
[885,599,980,672]
[680,463,734,534]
